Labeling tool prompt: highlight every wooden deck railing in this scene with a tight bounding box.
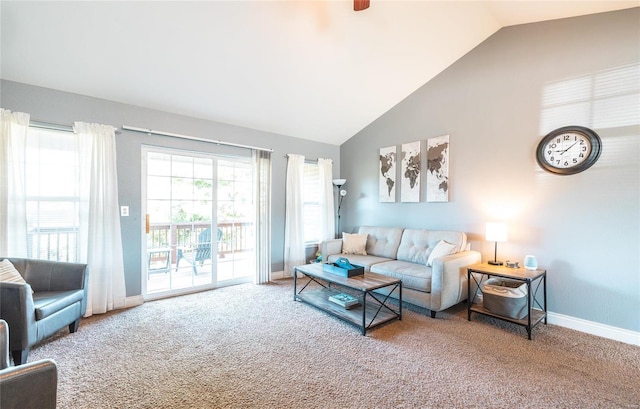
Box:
[147,222,254,263]
[28,222,254,264]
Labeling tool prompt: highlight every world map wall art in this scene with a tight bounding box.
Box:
[401,141,421,202]
[379,135,449,203]
[426,135,449,202]
[379,145,396,202]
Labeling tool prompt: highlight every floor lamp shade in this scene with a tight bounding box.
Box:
[486,222,507,266]
[332,179,346,188]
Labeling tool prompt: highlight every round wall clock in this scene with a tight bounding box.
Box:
[536,126,602,175]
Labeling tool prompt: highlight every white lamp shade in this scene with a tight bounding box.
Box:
[332,178,346,187]
[486,222,507,242]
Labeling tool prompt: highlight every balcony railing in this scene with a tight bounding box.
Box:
[27,222,254,265]
[147,222,254,263]
[28,227,79,262]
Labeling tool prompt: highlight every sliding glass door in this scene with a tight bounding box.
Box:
[142,146,254,298]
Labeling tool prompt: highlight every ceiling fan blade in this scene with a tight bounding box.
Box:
[354,0,370,11]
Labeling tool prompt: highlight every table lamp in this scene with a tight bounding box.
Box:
[486,222,507,266]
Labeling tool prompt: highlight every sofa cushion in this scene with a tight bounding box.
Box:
[0,259,27,285]
[396,229,467,264]
[33,290,85,320]
[371,260,432,293]
[357,226,404,259]
[342,233,367,255]
[427,240,457,266]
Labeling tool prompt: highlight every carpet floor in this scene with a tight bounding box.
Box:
[29,279,640,408]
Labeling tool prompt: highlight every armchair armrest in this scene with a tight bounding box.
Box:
[0,359,58,409]
[320,239,343,262]
[430,250,481,312]
[1,319,57,408]
[0,283,37,351]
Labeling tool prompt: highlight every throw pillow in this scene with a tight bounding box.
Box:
[342,233,367,255]
[426,240,457,266]
[0,259,27,285]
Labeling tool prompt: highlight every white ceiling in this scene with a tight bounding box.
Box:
[1,1,637,145]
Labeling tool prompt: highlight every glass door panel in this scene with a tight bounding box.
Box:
[144,150,215,296]
[217,160,254,283]
[143,148,255,298]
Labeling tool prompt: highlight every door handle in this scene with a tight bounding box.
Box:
[145,214,150,234]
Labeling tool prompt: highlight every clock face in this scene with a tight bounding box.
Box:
[536,126,602,175]
[542,132,591,169]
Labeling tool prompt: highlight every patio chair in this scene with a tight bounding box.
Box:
[176,228,222,275]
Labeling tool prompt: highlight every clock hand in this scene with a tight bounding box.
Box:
[557,141,579,155]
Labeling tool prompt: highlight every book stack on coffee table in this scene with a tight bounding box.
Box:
[328,293,360,309]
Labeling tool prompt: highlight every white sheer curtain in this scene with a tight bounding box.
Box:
[74,122,126,316]
[317,158,335,242]
[284,154,306,276]
[253,150,272,284]
[0,109,29,256]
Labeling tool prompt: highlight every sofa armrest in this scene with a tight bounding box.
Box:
[0,359,58,408]
[429,250,481,312]
[0,283,37,351]
[320,239,343,262]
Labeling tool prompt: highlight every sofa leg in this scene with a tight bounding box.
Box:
[69,319,81,333]
[12,349,29,366]
[430,310,437,318]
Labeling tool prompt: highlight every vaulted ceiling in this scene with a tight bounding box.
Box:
[1,1,637,145]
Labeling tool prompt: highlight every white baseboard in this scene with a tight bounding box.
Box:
[271,270,287,280]
[125,295,144,308]
[547,311,640,346]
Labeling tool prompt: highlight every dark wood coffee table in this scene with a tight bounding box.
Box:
[293,263,402,335]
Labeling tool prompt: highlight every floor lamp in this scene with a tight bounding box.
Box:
[333,179,347,238]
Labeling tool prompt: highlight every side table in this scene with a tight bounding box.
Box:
[467,263,547,340]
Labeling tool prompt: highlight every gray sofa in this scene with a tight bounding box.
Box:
[0,319,57,408]
[0,258,88,365]
[322,226,481,317]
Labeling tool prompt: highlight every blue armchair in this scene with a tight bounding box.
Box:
[0,257,88,365]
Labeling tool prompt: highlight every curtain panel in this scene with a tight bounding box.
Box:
[254,150,272,284]
[0,109,30,256]
[317,158,335,242]
[284,154,306,276]
[73,122,127,315]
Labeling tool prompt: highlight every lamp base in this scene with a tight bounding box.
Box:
[487,260,503,266]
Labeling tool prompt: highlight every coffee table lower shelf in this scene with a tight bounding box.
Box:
[296,287,400,335]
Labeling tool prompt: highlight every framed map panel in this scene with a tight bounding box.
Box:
[426,135,449,202]
[379,145,396,202]
[401,141,421,202]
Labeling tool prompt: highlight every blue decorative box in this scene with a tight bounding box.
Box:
[322,262,364,277]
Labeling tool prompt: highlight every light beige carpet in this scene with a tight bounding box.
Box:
[30,279,640,408]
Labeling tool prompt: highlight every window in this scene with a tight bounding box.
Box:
[24,127,81,261]
[302,162,321,243]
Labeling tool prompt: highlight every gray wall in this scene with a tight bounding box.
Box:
[1,80,340,296]
[340,9,639,332]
